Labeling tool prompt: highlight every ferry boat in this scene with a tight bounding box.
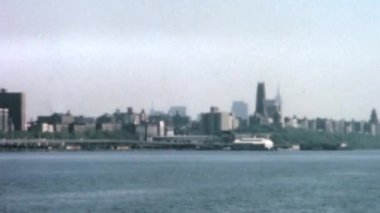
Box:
[233,137,274,150]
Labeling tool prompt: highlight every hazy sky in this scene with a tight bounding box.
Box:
[1,0,380,120]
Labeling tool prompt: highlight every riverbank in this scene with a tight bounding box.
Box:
[0,139,269,151]
[0,139,352,152]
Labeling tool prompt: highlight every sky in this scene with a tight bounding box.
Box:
[1,0,380,121]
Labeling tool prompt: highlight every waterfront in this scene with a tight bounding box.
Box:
[1,151,380,212]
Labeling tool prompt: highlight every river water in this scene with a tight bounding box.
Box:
[1,150,380,213]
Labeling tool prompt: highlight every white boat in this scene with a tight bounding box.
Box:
[233,137,274,150]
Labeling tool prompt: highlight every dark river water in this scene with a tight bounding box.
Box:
[1,150,380,213]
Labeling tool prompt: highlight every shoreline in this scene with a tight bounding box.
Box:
[0,139,352,152]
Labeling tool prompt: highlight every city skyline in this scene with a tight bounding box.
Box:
[2,0,380,120]
[2,84,378,125]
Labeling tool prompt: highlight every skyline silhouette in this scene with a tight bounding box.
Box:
[2,0,380,120]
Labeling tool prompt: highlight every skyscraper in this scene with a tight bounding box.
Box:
[251,82,282,126]
[255,82,267,117]
[0,89,26,131]
[370,109,378,124]
[231,101,248,120]
[275,86,282,113]
[265,87,282,121]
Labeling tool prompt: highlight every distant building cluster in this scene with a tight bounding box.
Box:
[284,110,380,136]
[29,106,191,141]
[1,84,380,141]
[31,111,96,134]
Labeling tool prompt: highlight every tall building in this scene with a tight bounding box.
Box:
[370,109,378,124]
[124,107,141,125]
[265,87,282,123]
[250,82,270,126]
[255,82,267,117]
[231,101,248,120]
[251,82,283,126]
[201,107,238,135]
[0,108,9,132]
[0,89,26,131]
[275,87,282,113]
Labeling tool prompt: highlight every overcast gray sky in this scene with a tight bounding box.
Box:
[1,0,380,120]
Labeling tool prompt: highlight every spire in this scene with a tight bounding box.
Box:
[150,101,155,115]
[275,83,282,114]
[275,84,282,104]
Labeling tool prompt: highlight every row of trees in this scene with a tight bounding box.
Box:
[270,127,380,149]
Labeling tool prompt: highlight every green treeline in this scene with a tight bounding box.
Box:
[270,128,380,149]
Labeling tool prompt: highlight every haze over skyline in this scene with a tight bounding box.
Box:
[1,0,380,120]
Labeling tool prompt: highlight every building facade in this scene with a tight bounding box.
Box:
[0,108,9,132]
[231,101,249,120]
[201,107,238,135]
[0,89,26,131]
[255,82,267,117]
[251,82,283,126]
